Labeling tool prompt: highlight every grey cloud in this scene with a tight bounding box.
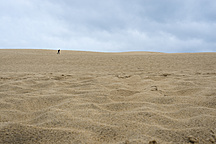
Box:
[0,0,215,52]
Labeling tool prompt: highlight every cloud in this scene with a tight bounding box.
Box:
[0,0,215,52]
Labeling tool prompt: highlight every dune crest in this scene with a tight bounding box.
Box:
[0,49,216,143]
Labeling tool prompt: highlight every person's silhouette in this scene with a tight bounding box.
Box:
[57,49,60,54]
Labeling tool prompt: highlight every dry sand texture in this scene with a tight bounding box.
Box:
[0,49,216,144]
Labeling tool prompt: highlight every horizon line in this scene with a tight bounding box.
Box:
[0,47,215,54]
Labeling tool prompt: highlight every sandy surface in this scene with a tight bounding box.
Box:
[0,49,216,144]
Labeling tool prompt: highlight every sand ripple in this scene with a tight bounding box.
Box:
[0,50,216,143]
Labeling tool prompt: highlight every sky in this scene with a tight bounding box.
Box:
[0,0,216,53]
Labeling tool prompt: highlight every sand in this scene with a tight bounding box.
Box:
[0,49,216,144]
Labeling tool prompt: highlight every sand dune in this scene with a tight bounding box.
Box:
[0,49,216,143]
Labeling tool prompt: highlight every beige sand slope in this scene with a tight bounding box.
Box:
[0,49,216,144]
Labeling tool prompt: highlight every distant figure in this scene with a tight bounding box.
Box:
[57,49,60,54]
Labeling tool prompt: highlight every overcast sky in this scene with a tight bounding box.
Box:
[0,0,216,53]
